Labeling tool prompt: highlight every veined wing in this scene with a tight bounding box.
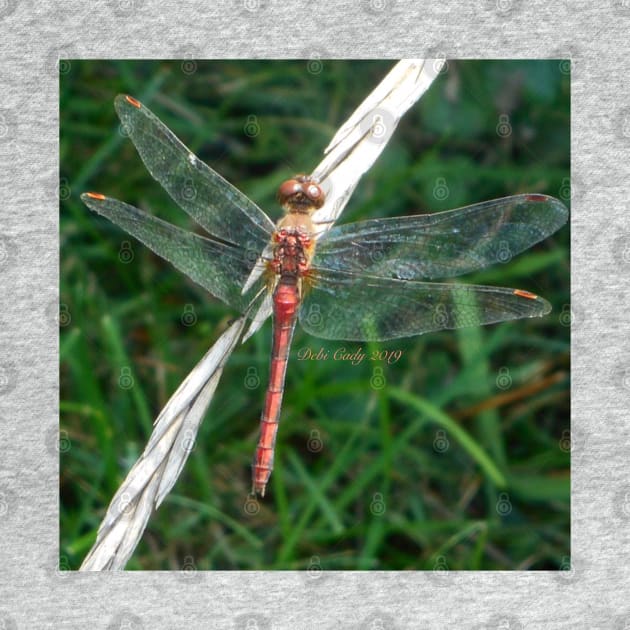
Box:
[114,94,275,247]
[312,194,568,281]
[299,269,551,341]
[81,193,268,314]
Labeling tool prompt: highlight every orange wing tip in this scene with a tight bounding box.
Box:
[524,193,549,202]
[124,94,142,108]
[513,289,539,300]
[84,192,106,201]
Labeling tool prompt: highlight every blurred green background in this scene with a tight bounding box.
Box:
[60,60,570,570]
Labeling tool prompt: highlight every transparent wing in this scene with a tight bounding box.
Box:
[81,193,267,314]
[299,269,551,341]
[313,194,568,280]
[114,94,275,247]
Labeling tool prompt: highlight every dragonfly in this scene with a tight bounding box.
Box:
[82,92,568,499]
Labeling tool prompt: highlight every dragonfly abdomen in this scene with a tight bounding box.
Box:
[252,281,300,496]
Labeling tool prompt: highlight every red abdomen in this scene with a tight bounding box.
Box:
[252,281,300,496]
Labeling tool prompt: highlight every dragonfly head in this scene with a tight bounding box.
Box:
[277,175,325,213]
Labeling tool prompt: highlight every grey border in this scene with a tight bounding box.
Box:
[1,1,627,627]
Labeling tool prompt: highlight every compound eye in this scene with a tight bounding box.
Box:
[305,182,325,208]
[278,179,302,200]
[306,183,322,199]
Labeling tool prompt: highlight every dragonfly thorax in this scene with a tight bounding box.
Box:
[270,227,312,280]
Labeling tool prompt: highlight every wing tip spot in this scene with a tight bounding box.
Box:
[124,95,142,109]
[524,193,549,202]
[84,192,106,201]
[513,289,539,300]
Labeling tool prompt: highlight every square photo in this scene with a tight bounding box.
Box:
[60,59,570,570]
